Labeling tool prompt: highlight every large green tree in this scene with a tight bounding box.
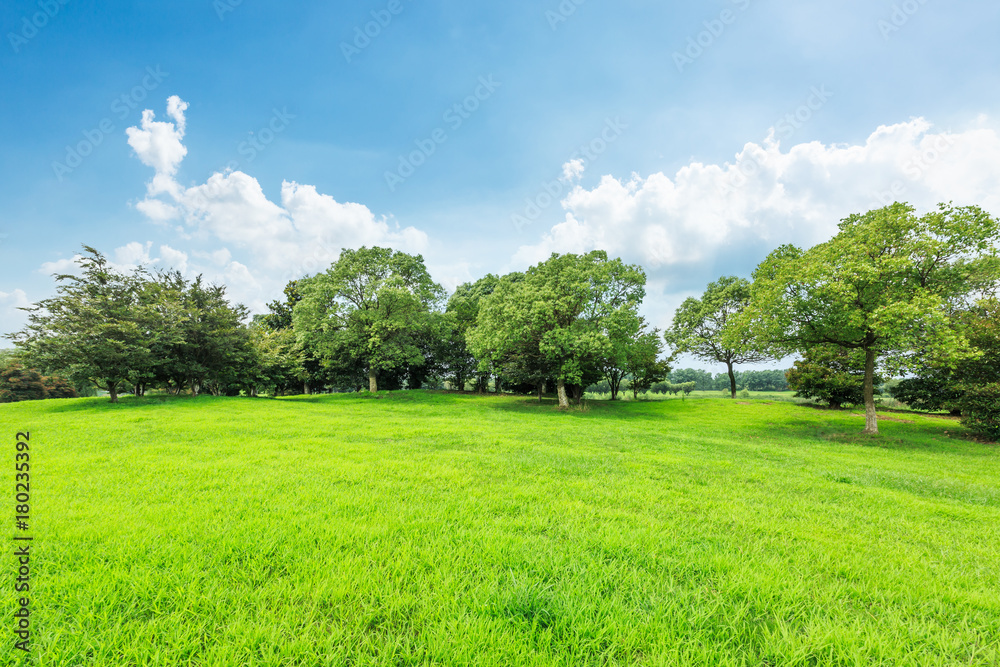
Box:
[293,247,445,393]
[664,276,768,399]
[9,247,154,402]
[732,202,1000,434]
[468,251,646,409]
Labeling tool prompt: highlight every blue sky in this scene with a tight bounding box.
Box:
[3,0,1000,370]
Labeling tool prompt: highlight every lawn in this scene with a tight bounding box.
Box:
[2,392,999,666]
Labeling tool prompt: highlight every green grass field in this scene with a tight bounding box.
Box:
[2,392,999,666]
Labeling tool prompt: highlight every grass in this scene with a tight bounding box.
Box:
[2,391,998,665]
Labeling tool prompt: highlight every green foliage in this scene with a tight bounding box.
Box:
[889,376,963,414]
[624,329,671,399]
[444,275,500,391]
[294,247,445,393]
[960,383,1000,441]
[786,346,883,408]
[890,299,1000,415]
[734,202,1000,433]
[468,251,646,408]
[664,276,769,397]
[9,246,155,402]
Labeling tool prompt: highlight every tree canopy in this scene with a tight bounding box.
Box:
[293,247,445,393]
[468,251,648,409]
[664,276,768,398]
[731,202,1000,433]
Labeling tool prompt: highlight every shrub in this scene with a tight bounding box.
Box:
[739,388,751,399]
[0,364,48,402]
[889,376,963,414]
[42,376,78,399]
[786,346,881,408]
[960,383,1000,441]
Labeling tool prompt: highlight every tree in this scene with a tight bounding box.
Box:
[293,247,445,393]
[444,275,500,391]
[664,276,769,399]
[889,298,1000,416]
[8,246,154,402]
[146,272,253,396]
[616,325,671,399]
[468,251,646,409]
[260,280,303,332]
[786,346,882,408]
[733,202,1000,434]
[598,312,642,401]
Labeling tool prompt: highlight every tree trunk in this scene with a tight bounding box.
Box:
[556,378,569,410]
[495,375,501,394]
[108,383,119,404]
[727,361,737,399]
[537,381,544,403]
[863,347,878,435]
[304,381,311,395]
[572,385,583,404]
[368,368,378,393]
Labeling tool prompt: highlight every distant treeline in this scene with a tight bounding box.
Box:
[587,368,789,395]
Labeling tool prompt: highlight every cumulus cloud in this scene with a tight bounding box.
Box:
[126,95,189,181]
[513,117,1000,272]
[561,158,586,183]
[128,97,429,284]
[0,288,29,310]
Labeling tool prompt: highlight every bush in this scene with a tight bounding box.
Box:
[786,346,881,408]
[0,364,48,402]
[960,383,1000,441]
[739,388,751,399]
[889,376,963,414]
[42,376,78,399]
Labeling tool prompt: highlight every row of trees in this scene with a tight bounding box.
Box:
[5,202,998,438]
[5,247,672,409]
[288,248,670,410]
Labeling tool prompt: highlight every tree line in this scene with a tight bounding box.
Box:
[3,202,999,439]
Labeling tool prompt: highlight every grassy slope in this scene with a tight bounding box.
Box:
[1,392,998,666]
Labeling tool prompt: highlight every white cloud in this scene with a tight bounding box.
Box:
[157,245,189,274]
[126,95,189,180]
[0,288,29,310]
[561,158,585,182]
[514,117,1000,271]
[38,256,83,276]
[114,241,155,267]
[128,97,429,288]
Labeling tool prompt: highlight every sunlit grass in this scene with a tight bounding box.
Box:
[2,391,998,665]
